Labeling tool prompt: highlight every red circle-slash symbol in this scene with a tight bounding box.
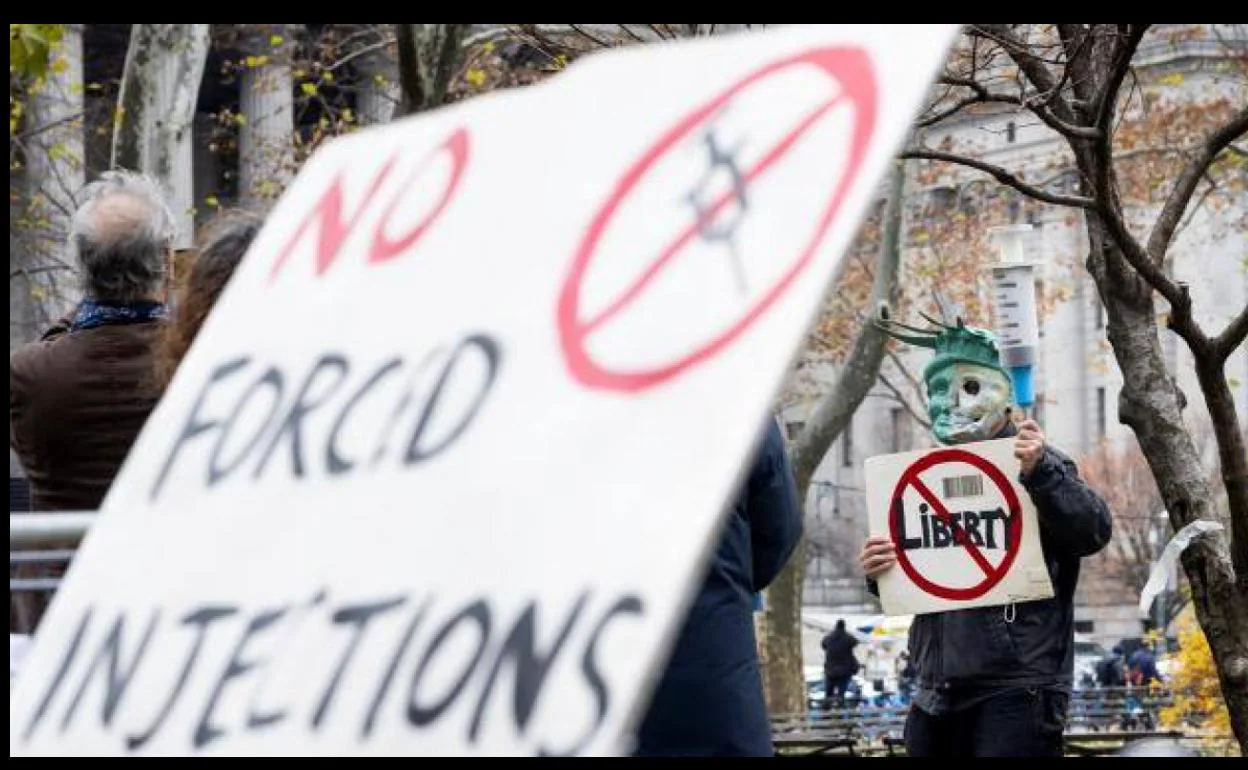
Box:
[557,47,878,393]
[888,449,1023,601]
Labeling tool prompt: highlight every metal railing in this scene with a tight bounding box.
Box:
[9,511,95,548]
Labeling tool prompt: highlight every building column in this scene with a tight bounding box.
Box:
[238,25,295,206]
[352,34,399,126]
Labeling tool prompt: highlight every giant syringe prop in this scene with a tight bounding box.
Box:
[988,225,1039,418]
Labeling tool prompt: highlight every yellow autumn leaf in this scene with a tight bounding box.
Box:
[321,71,334,83]
[245,55,259,68]
[269,34,283,47]
[301,82,318,97]
[1157,72,1184,87]
[466,67,486,87]
[234,113,247,126]
[205,194,219,207]
[49,56,67,74]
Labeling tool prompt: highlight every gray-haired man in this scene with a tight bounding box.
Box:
[11,171,175,508]
[11,170,176,631]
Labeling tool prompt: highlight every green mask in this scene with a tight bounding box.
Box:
[877,314,1015,446]
[926,362,1012,445]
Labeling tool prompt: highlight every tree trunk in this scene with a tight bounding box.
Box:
[112,24,210,250]
[762,161,906,714]
[392,24,469,118]
[1084,210,1248,751]
[12,24,85,347]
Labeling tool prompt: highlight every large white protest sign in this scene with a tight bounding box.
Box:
[865,438,1055,617]
[11,24,959,756]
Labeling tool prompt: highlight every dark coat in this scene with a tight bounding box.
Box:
[635,419,803,757]
[10,318,162,511]
[904,424,1113,712]
[821,628,860,679]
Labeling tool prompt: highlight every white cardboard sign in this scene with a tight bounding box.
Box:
[865,438,1055,617]
[10,24,959,756]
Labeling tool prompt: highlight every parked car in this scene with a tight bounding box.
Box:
[1073,637,1109,689]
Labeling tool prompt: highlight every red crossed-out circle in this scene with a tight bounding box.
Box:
[556,46,878,393]
[888,449,1023,601]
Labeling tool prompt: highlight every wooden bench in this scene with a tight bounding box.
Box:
[772,734,858,756]
[1063,729,1186,757]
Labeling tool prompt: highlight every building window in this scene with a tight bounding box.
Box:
[890,407,908,453]
[842,418,854,468]
[1006,121,1017,143]
[931,186,957,214]
[1096,387,1107,439]
[1074,620,1095,634]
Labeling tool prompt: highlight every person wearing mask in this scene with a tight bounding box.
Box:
[858,317,1111,758]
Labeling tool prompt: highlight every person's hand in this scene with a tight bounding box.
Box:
[1015,418,1047,478]
[859,535,896,579]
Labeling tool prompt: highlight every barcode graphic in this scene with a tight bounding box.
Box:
[942,475,984,499]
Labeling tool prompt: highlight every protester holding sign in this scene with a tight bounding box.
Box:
[9,25,962,757]
[635,418,802,757]
[859,318,1111,757]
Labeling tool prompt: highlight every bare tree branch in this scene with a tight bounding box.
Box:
[325,37,396,74]
[973,24,1083,127]
[935,73,1099,138]
[967,25,1069,66]
[900,147,1096,208]
[12,111,85,144]
[1079,25,1216,357]
[1214,305,1248,364]
[1147,103,1248,263]
[1093,25,1149,137]
[877,372,933,430]
[887,348,929,406]
[647,24,671,40]
[567,24,612,49]
[9,264,73,280]
[615,24,647,44]
[1172,172,1220,244]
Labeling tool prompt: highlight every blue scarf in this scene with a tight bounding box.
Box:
[70,299,168,332]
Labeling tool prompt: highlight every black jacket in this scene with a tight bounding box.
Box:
[821,629,860,679]
[903,429,1112,712]
[635,419,803,756]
